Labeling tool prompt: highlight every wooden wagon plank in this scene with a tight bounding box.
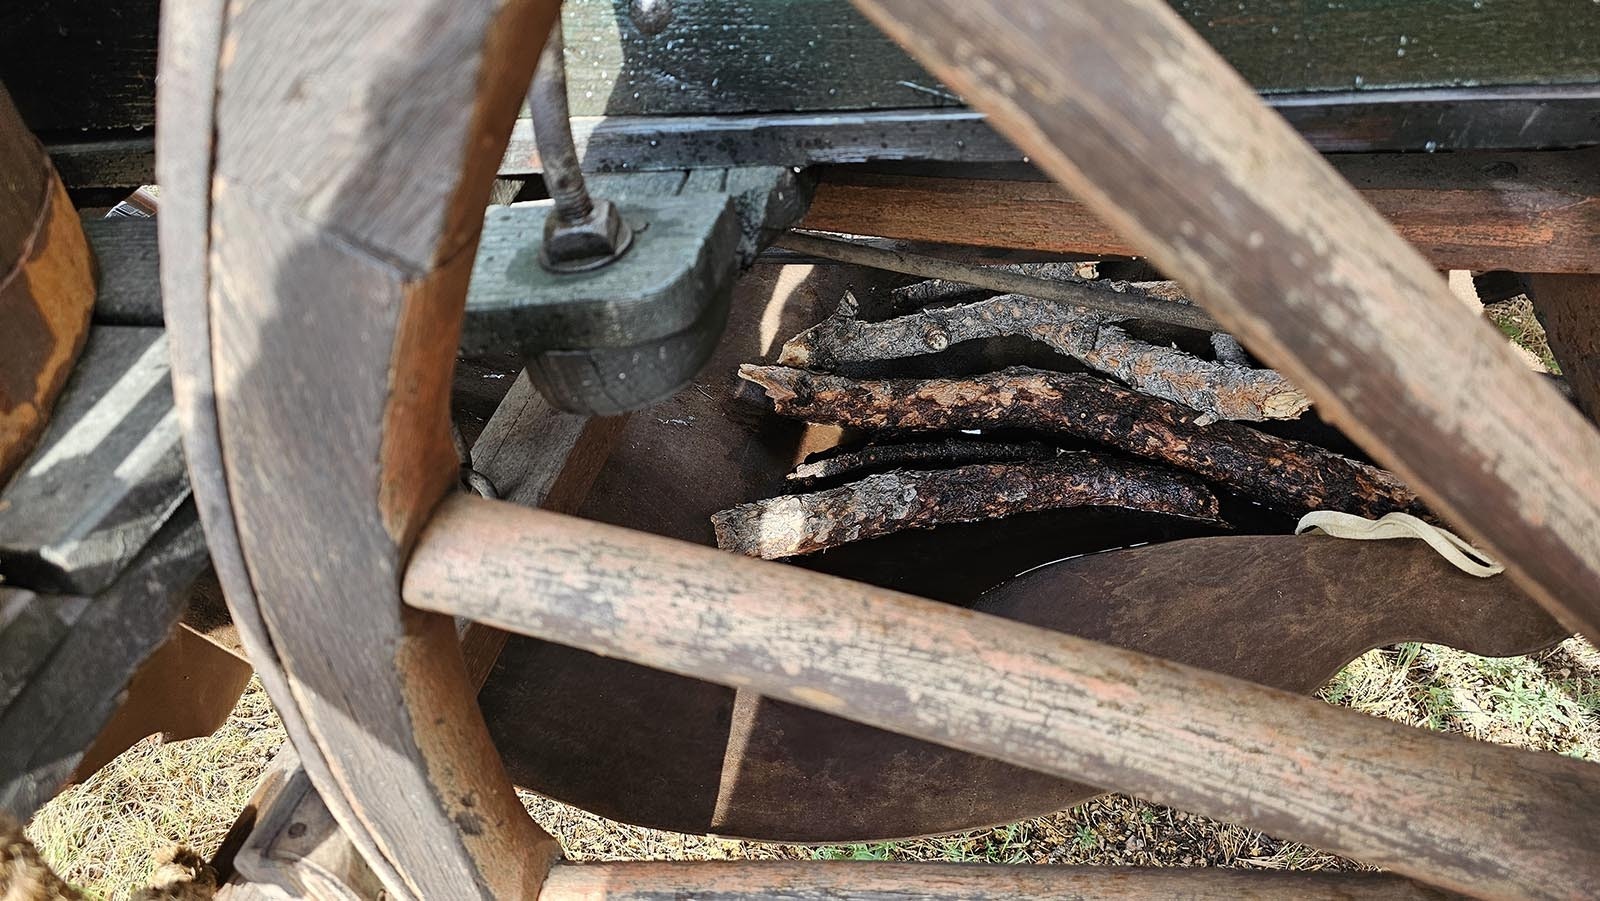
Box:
[0,505,208,820]
[50,88,1600,194]
[849,0,1600,647]
[15,0,1600,137]
[406,496,1600,900]
[802,149,1600,274]
[0,326,187,595]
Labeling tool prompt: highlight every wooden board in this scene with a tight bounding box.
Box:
[70,621,254,783]
[50,89,1600,194]
[1528,275,1600,417]
[536,861,1463,900]
[0,505,208,820]
[560,0,1600,116]
[803,150,1600,274]
[0,326,188,595]
[11,0,1599,137]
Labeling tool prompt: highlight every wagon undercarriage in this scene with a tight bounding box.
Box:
[3,1,1600,898]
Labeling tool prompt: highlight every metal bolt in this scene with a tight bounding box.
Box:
[530,21,634,272]
[629,0,674,36]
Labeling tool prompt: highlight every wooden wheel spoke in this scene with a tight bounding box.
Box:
[406,495,1600,901]
[845,0,1600,654]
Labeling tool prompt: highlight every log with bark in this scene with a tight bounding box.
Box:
[781,293,1308,421]
[740,365,1420,518]
[789,438,1058,485]
[713,455,1223,559]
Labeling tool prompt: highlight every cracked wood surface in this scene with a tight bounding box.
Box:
[789,438,1057,485]
[407,495,1600,900]
[781,293,1308,420]
[742,365,1416,517]
[712,456,1222,558]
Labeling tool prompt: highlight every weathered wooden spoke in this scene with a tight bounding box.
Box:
[848,0,1600,643]
[406,495,1600,899]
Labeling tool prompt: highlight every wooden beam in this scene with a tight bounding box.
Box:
[538,861,1462,900]
[848,0,1600,648]
[802,150,1600,274]
[1528,275,1600,418]
[22,0,1600,136]
[405,495,1600,901]
[0,506,208,819]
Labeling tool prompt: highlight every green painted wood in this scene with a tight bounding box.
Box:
[1178,0,1600,96]
[0,0,160,132]
[7,0,1598,137]
[561,0,1600,117]
[559,0,949,116]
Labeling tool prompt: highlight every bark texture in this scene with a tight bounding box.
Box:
[790,438,1058,485]
[780,294,1308,421]
[740,365,1419,517]
[713,456,1222,558]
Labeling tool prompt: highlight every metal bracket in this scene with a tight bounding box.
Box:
[461,165,813,414]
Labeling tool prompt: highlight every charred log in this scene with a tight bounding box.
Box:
[790,438,1058,486]
[713,455,1223,559]
[780,294,1308,421]
[740,365,1419,518]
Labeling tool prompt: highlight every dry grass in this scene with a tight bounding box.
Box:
[24,680,282,900]
[1484,295,1559,373]
[27,637,1599,898]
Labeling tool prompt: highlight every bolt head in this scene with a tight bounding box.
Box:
[541,199,634,273]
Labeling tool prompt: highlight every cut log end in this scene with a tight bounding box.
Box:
[713,456,1224,559]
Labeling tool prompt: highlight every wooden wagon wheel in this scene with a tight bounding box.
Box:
[157,0,1600,898]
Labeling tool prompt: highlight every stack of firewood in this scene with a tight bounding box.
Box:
[713,271,1420,560]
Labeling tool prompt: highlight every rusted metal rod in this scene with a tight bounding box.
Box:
[528,22,591,225]
[775,230,1221,332]
[405,494,1600,901]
